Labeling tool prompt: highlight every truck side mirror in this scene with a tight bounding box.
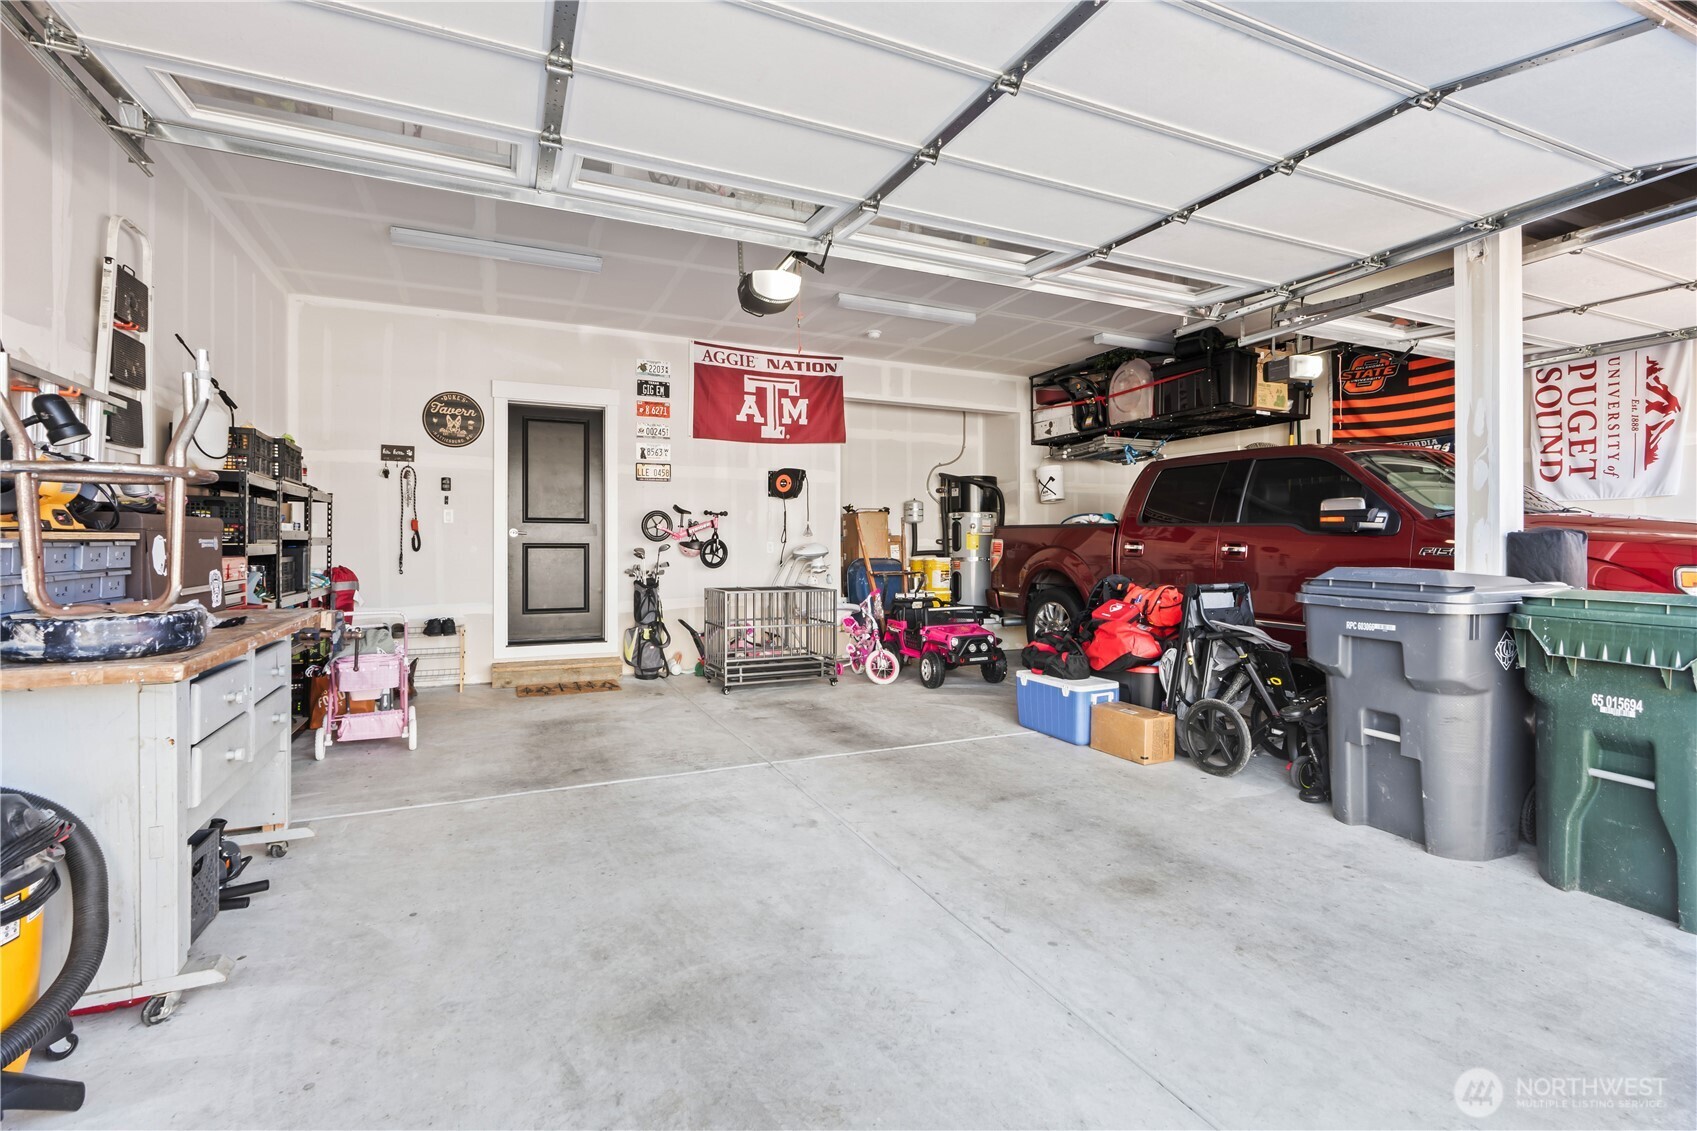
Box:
[1318,496,1391,533]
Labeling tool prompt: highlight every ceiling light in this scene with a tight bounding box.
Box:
[1092,332,1174,353]
[836,293,975,326]
[389,227,602,273]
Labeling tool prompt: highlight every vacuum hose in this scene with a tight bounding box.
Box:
[0,789,109,1068]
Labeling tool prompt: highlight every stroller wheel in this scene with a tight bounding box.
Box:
[1181,698,1253,777]
[1290,753,1328,802]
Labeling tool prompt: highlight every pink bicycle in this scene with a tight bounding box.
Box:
[841,594,899,685]
[641,504,729,568]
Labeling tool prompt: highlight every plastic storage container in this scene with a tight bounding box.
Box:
[1511,591,1697,930]
[1016,671,1119,744]
[1298,568,1564,860]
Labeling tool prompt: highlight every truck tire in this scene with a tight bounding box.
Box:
[1025,587,1082,637]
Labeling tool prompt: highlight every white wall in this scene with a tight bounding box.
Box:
[291,298,1025,683]
[1,35,288,458]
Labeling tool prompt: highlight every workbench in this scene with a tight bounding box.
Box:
[1,609,317,1014]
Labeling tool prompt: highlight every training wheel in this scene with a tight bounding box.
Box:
[407,705,418,751]
[313,727,328,761]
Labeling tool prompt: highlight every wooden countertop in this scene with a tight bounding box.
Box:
[0,531,142,545]
[1,609,320,691]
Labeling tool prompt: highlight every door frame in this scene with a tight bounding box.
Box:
[491,380,620,661]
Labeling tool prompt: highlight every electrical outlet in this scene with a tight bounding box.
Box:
[443,509,454,524]
[767,542,776,554]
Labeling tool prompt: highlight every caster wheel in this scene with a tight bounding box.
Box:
[722,687,730,696]
[829,677,839,686]
[140,993,179,1026]
[267,843,288,859]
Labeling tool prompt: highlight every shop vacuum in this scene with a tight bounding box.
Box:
[1,789,108,1115]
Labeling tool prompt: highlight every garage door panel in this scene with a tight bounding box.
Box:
[888,163,1161,250]
[1126,225,1352,286]
[1204,174,1462,254]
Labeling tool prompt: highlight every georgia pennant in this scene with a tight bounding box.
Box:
[692,341,846,444]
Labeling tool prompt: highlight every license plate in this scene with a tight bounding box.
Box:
[636,400,670,419]
[636,379,671,399]
[637,443,672,462]
[636,360,671,378]
[635,462,672,482]
[635,422,671,440]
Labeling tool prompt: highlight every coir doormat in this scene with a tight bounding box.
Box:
[515,679,621,698]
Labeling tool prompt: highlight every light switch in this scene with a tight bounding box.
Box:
[443,509,454,524]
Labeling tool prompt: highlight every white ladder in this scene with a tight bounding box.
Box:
[91,215,153,461]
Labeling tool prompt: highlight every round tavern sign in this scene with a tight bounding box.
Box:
[423,391,484,447]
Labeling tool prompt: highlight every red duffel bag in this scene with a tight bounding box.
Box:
[1082,617,1165,673]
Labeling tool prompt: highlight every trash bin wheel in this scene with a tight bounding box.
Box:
[1520,786,1536,845]
[1181,698,1253,777]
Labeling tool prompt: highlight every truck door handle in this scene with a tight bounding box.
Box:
[1222,543,1249,559]
[1122,540,1144,556]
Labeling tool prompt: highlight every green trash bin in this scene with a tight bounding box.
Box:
[1510,592,1697,931]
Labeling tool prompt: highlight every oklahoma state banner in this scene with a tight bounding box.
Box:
[692,341,846,444]
[1529,340,1690,501]
[1331,349,1455,448]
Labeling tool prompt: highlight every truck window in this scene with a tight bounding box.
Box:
[1241,458,1388,533]
[1140,462,1227,525]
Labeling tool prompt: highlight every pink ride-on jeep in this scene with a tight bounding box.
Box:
[880,593,1007,688]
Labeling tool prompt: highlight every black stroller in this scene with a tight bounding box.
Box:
[1165,583,1330,801]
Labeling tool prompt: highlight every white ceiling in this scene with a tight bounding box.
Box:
[40,0,1697,365]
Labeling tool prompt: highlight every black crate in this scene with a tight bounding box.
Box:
[225,428,277,473]
[276,439,302,483]
[104,392,144,448]
[247,497,279,543]
[187,820,225,942]
[110,329,146,389]
[189,495,247,546]
[279,550,307,596]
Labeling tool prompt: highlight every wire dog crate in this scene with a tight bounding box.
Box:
[704,586,838,692]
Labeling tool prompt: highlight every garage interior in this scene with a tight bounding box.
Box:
[1,1,1694,1128]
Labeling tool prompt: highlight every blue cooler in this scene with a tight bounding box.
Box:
[1016,672,1120,744]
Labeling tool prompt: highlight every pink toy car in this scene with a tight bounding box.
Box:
[881,593,1007,689]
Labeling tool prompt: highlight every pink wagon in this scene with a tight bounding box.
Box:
[314,613,417,759]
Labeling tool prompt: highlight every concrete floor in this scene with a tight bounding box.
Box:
[14,673,1694,1130]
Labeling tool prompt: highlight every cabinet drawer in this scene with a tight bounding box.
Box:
[187,711,252,812]
[79,545,111,571]
[42,545,77,574]
[251,686,291,756]
[191,657,252,743]
[106,543,133,569]
[252,640,290,702]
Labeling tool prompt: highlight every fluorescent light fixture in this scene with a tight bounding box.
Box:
[1092,332,1174,353]
[836,293,975,326]
[389,227,602,273]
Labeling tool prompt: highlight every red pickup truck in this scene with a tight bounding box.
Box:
[994,444,1697,643]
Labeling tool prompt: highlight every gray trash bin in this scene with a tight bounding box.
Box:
[1297,568,1565,861]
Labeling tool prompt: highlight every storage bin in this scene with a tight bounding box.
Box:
[1153,349,1259,420]
[187,820,225,942]
[1298,568,1564,861]
[1032,404,1075,442]
[1015,671,1119,745]
[99,573,128,599]
[1101,665,1163,709]
[1512,591,1697,930]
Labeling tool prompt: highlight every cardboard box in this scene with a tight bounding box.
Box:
[1090,701,1175,765]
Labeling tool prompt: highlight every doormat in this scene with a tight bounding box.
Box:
[515,679,621,698]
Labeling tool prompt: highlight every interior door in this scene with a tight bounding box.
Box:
[507,404,604,644]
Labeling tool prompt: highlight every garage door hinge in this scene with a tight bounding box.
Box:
[546,51,573,77]
[539,126,563,149]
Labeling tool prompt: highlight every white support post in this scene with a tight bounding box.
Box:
[1453,229,1524,575]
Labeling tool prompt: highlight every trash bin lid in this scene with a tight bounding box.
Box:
[1297,567,1567,615]
[1510,590,1697,673]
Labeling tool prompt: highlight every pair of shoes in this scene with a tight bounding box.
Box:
[440,617,457,635]
[423,618,443,636]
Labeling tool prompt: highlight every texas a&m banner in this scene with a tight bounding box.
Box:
[1529,340,1689,501]
[692,341,846,444]
[1331,348,1455,449]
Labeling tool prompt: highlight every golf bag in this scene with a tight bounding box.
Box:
[625,574,670,680]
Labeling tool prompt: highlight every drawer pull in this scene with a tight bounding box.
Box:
[271,711,288,725]
[223,689,247,706]
[224,747,247,763]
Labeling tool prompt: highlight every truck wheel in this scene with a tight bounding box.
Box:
[1025,587,1081,638]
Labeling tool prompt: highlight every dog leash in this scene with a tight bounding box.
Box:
[399,464,419,573]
